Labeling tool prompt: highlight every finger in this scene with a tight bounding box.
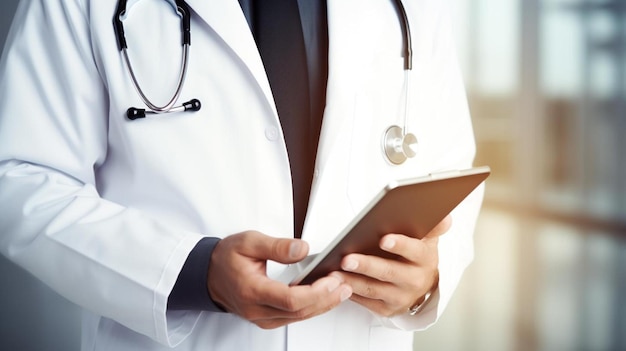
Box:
[348,293,408,317]
[341,253,411,283]
[237,231,309,264]
[254,284,351,325]
[245,276,352,322]
[252,285,349,330]
[339,252,433,297]
[379,234,433,263]
[333,271,419,317]
[424,215,452,238]
[258,276,348,312]
[336,270,393,300]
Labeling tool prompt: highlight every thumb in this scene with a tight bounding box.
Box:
[242,232,310,264]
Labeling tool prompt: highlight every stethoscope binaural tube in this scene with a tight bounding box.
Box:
[113,0,201,120]
[382,0,418,165]
[126,98,201,120]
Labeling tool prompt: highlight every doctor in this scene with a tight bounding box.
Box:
[0,0,482,350]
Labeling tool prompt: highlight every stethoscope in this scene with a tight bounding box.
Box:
[385,0,418,165]
[113,0,417,165]
[114,0,201,120]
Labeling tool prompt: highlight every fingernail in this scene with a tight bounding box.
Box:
[289,241,302,259]
[340,287,352,302]
[342,258,358,271]
[381,237,396,250]
[330,272,345,283]
[326,277,340,292]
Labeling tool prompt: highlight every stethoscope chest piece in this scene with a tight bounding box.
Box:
[383,125,418,165]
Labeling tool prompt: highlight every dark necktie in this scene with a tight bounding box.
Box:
[254,0,313,238]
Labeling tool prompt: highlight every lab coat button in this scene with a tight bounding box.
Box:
[265,127,279,141]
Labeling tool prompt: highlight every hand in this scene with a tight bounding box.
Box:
[207,231,352,329]
[332,215,452,317]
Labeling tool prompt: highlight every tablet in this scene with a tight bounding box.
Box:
[277,166,490,286]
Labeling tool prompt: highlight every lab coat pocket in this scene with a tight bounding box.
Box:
[92,316,172,351]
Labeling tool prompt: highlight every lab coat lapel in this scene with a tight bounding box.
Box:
[305,0,407,245]
[185,0,278,118]
[186,0,366,174]
[302,0,370,245]
[315,0,366,171]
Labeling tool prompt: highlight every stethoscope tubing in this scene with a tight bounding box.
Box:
[121,44,190,113]
[391,0,413,71]
[114,0,197,119]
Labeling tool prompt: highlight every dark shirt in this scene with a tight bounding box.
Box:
[168,0,328,311]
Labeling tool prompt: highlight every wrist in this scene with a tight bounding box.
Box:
[408,275,438,316]
[408,288,436,316]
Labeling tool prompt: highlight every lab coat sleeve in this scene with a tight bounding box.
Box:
[168,237,225,312]
[0,0,202,346]
[379,1,483,330]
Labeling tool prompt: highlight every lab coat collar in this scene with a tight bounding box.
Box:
[121,0,178,18]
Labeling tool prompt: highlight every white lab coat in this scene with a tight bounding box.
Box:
[0,0,482,350]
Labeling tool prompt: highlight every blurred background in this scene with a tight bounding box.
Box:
[414,0,626,350]
[1,0,624,350]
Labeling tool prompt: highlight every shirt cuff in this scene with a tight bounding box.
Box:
[167,237,226,312]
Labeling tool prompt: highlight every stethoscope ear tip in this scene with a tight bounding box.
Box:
[183,99,201,112]
[127,107,146,120]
